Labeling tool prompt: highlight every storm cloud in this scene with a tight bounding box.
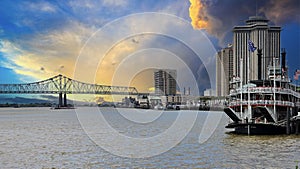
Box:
[189,0,300,45]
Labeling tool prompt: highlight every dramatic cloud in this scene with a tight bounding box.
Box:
[189,0,208,29]
[0,23,139,90]
[189,0,300,45]
[0,0,217,97]
[260,0,300,24]
[0,21,94,80]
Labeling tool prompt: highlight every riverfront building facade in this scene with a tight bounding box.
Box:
[216,44,233,96]
[216,16,281,96]
[154,69,177,96]
[233,16,281,83]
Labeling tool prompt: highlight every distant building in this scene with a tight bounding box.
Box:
[160,95,198,107]
[233,16,281,83]
[154,69,177,96]
[204,88,216,97]
[216,44,233,96]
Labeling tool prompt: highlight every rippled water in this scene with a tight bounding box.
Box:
[0,107,299,168]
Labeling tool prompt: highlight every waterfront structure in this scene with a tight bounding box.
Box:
[233,16,281,83]
[204,88,216,97]
[154,69,177,96]
[216,44,233,96]
[224,50,300,135]
[222,16,300,135]
[160,95,183,105]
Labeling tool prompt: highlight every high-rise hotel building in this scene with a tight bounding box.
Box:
[233,16,281,83]
[216,44,233,96]
[216,16,281,96]
[154,69,177,96]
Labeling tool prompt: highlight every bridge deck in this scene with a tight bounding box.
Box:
[0,74,140,95]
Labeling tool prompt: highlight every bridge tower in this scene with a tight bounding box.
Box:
[57,74,68,107]
[59,92,63,107]
[58,93,67,107]
[58,92,67,107]
[64,93,67,107]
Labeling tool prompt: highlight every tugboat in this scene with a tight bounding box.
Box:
[224,49,300,135]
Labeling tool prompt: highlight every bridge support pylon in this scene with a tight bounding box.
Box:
[64,93,67,107]
[58,93,67,107]
[59,92,63,107]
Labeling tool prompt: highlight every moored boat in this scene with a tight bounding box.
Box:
[224,50,300,135]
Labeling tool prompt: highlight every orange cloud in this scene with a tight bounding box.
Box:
[189,0,208,29]
[95,39,139,85]
[0,20,147,92]
[0,21,96,81]
[1,13,211,96]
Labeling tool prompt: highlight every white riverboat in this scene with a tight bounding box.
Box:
[224,50,300,135]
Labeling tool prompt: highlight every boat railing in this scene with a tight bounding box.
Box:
[229,100,294,107]
[231,87,300,98]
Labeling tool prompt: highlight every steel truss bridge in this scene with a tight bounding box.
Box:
[0,74,140,107]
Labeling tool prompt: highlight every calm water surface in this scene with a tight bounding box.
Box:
[0,107,299,168]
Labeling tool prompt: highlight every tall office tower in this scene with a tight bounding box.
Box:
[154,69,177,96]
[233,16,281,83]
[216,44,233,96]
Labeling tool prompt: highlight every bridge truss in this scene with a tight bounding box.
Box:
[0,74,139,95]
[0,74,139,107]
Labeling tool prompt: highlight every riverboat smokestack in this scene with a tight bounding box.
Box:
[281,48,286,70]
[257,49,262,80]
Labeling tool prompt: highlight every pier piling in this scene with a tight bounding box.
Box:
[296,121,299,135]
[286,108,291,134]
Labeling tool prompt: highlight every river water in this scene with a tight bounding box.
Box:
[0,107,299,168]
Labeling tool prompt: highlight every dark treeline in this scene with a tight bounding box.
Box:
[0,103,52,108]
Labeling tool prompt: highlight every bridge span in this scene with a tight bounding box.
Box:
[0,74,141,107]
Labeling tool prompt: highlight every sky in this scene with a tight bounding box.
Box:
[0,0,299,102]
